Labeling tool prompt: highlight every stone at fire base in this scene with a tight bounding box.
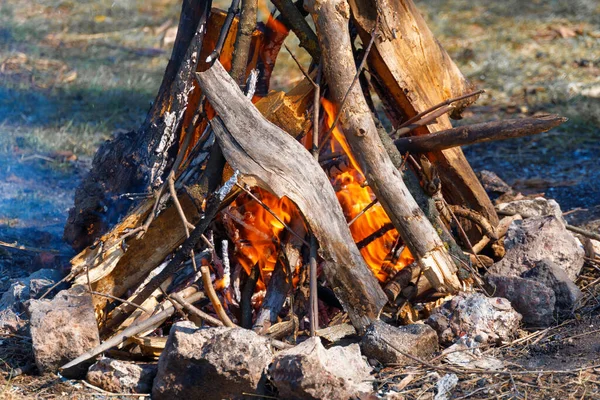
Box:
[86,358,157,394]
[496,197,563,221]
[425,292,522,346]
[0,268,64,333]
[27,285,100,378]
[0,269,63,310]
[521,260,582,315]
[152,323,273,400]
[488,215,584,281]
[360,320,438,366]
[484,274,556,328]
[269,337,372,400]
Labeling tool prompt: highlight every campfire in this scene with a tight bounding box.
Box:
[15,0,597,397]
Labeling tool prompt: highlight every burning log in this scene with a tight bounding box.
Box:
[348,0,499,241]
[394,114,567,154]
[196,61,387,331]
[307,0,461,293]
[49,0,572,385]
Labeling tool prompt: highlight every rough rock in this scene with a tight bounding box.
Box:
[485,274,556,327]
[360,321,438,366]
[0,308,23,332]
[27,285,100,377]
[0,269,63,312]
[477,170,514,201]
[269,337,372,400]
[497,197,563,221]
[488,216,584,281]
[152,322,273,400]
[425,292,522,345]
[521,260,582,315]
[87,358,157,394]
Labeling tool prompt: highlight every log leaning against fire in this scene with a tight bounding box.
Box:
[306,0,461,294]
[348,0,498,241]
[196,61,388,332]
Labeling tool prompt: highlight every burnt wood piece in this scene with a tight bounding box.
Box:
[394,115,567,154]
[64,0,211,251]
[270,0,320,61]
[306,0,461,293]
[196,61,387,332]
[348,0,498,240]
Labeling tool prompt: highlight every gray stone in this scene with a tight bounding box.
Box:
[28,286,100,377]
[425,292,522,345]
[485,274,555,327]
[360,321,438,366]
[0,308,23,332]
[521,260,582,315]
[152,322,273,400]
[497,197,563,221]
[0,269,63,313]
[28,269,64,299]
[477,170,514,200]
[269,337,372,400]
[87,358,157,394]
[488,216,584,281]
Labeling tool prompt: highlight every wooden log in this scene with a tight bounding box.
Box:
[64,0,211,251]
[348,0,499,239]
[196,61,387,332]
[67,74,315,330]
[394,115,567,154]
[270,0,320,61]
[306,0,461,293]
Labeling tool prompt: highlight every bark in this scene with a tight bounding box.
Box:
[348,0,499,239]
[64,0,210,251]
[196,61,387,332]
[394,114,567,154]
[271,0,320,61]
[306,0,461,292]
[230,0,258,84]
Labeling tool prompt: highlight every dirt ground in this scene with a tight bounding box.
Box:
[0,0,599,398]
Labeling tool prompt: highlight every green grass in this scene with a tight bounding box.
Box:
[417,0,600,128]
[0,0,182,156]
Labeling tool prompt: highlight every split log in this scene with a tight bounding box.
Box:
[196,61,387,332]
[306,0,461,292]
[394,114,567,154]
[348,0,499,239]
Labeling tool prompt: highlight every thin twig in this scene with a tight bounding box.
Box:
[235,183,310,246]
[170,292,224,326]
[0,240,64,255]
[318,23,378,153]
[396,89,484,129]
[61,291,205,371]
[309,235,318,336]
[312,63,322,158]
[356,223,395,250]
[201,265,236,327]
[348,198,379,226]
[392,104,454,138]
[284,43,316,87]
[206,0,242,63]
[87,290,151,315]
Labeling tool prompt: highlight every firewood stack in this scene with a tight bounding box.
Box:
[58,0,566,377]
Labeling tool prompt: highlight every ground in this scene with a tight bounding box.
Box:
[0,0,599,398]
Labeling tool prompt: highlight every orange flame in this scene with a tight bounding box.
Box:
[322,98,414,282]
[260,0,290,35]
[227,189,302,290]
